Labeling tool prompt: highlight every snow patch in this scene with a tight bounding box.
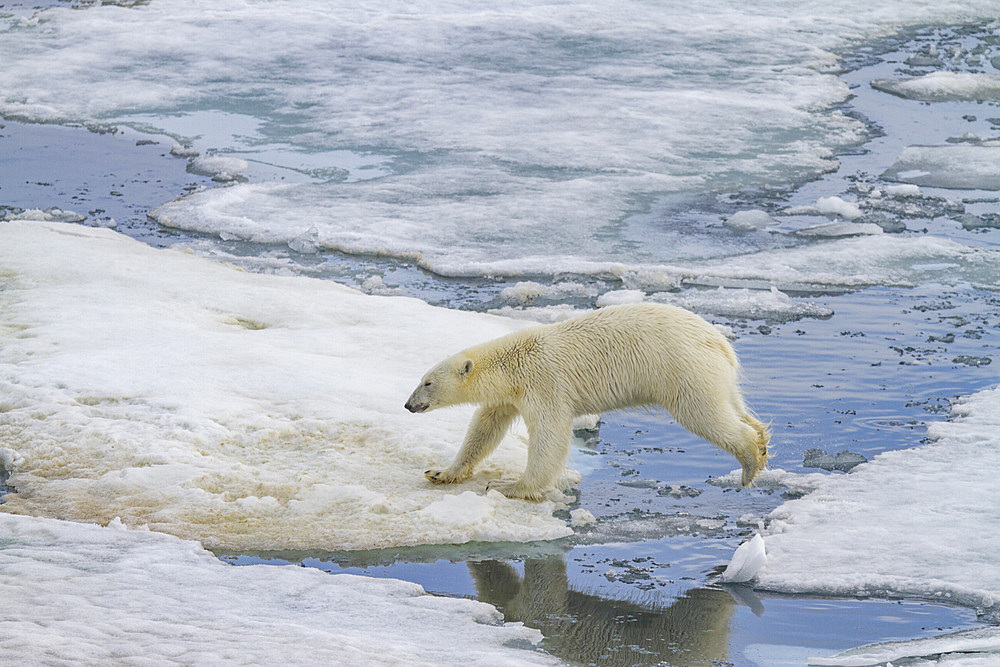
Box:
[0,513,556,665]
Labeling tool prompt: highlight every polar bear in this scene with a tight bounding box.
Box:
[405,303,770,501]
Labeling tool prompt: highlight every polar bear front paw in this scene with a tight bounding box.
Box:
[486,480,545,502]
[425,468,468,484]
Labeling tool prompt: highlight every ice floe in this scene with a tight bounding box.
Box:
[0,512,556,665]
[871,71,1000,102]
[0,221,574,551]
[740,385,1000,620]
[883,144,1000,190]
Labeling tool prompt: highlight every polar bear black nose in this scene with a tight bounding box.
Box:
[405,400,427,413]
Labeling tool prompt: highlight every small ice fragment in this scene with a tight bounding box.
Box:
[794,221,882,237]
[188,155,249,182]
[570,508,597,527]
[814,196,862,220]
[725,209,776,232]
[883,184,921,197]
[802,448,868,472]
[170,143,199,158]
[596,290,645,307]
[287,226,320,254]
[6,207,86,223]
[722,533,766,583]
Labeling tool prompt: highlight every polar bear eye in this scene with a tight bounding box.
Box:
[423,380,432,387]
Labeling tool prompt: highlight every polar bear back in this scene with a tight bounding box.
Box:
[477,303,739,417]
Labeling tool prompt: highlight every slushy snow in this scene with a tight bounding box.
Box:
[0,512,557,665]
[0,221,573,552]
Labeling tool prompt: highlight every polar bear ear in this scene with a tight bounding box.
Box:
[458,358,475,377]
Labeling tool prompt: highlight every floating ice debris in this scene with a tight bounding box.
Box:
[170,142,199,158]
[570,508,597,527]
[4,207,86,223]
[884,145,1000,190]
[881,184,921,197]
[953,355,991,367]
[656,484,702,498]
[960,213,1000,230]
[802,448,867,472]
[871,71,1000,102]
[785,196,863,220]
[0,513,555,665]
[595,290,646,307]
[360,275,402,296]
[617,478,660,489]
[649,286,833,323]
[187,155,250,182]
[487,304,585,324]
[721,534,766,583]
[724,209,776,232]
[500,281,599,305]
[794,221,883,237]
[572,511,726,545]
[709,468,827,496]
[287,225,320,253]
[815,196,863,220]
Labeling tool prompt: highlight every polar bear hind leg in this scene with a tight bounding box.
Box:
[663,375,771,488]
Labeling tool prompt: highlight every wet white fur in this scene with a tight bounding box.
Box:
[406,303,770,501]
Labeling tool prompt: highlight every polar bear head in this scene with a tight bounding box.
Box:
[404,355,475,413]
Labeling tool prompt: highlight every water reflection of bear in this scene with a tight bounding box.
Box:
[469,556,735,666]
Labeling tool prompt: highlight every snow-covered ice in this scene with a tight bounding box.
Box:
[733,386,1000,620]
[0,512,557,665]
[884,144,1000,190]
[872,71,1000,102]
[0,221,573,551]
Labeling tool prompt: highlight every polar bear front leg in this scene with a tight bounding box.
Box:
[488,409,571,501]
[426,404,518,484]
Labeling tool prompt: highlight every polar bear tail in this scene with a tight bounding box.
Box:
[740,413,772,487]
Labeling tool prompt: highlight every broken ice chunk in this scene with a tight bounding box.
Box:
[722,533,766,583]
[802,448,868,472]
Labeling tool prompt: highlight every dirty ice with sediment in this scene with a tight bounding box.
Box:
[2,0,1000,662]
